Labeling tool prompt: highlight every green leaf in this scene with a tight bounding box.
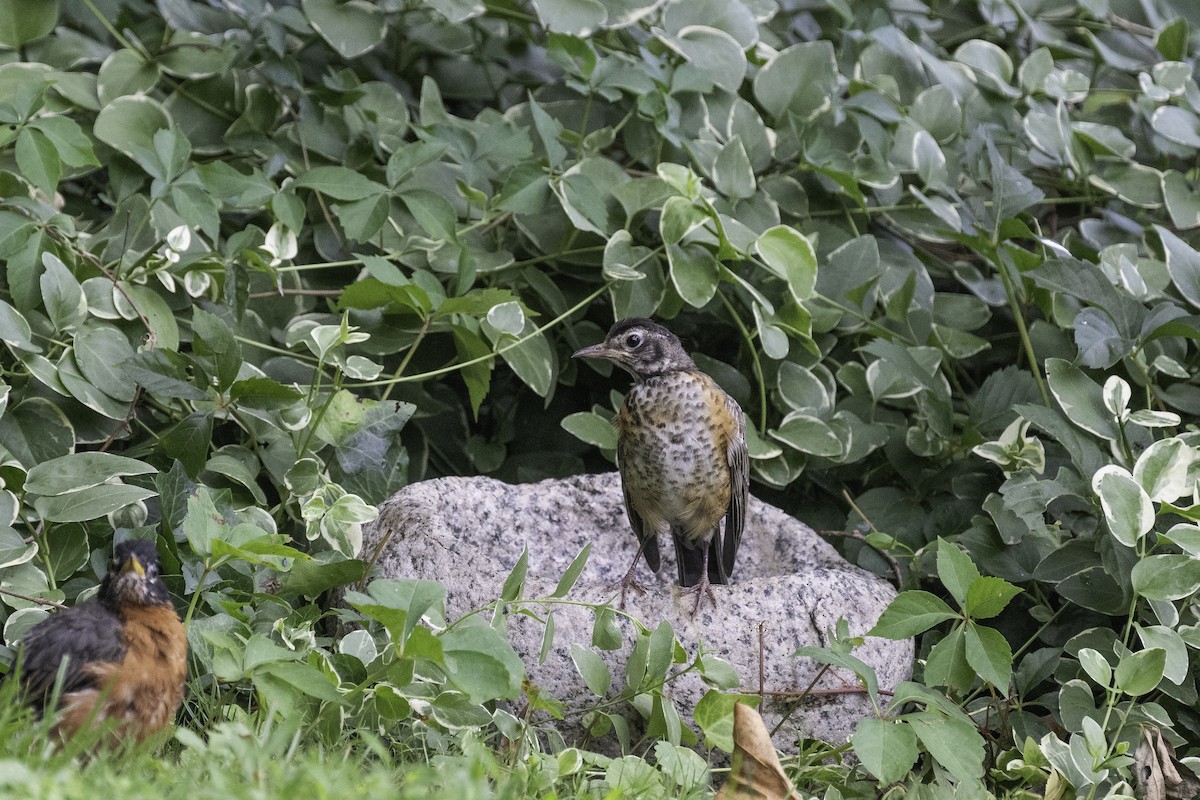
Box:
[74,322,137,402]
[1091,465,1154,547]
[667,243,720,307]
[44,524,88,582]
[1155,225,1200,310]
[964,576,1022,619]
[753,40,837,121]
[25,453,156,496]
[492,321,554,397]
[301,0,386,59]
[754,225,817,305]
[0,299,39,353]
[669,25,746,93]
[528,96,566,169]
[964,623,1012,691]
[346,579,446,648]
[924,626,975,693]
[570,643,611,696]
[1133,438,1194,503]
[768,415,842,457]
[1136,624,1188,685]
[33,484,157,523]
[1162,171,1200,230]
[39,253,86,332]
[592,604,622,650]
[500,547,528,602]
[793,645,879,702]
[1077,648,1112,688]
[552,542,591,598]
[852,718,919,784]
[15,127,60,197]
[1045,358,1120,441]
[1114,647,1165,697]
[1131,554,1200,600]
[283,556,366,599]
[0,397,73,469]
[0,0,58,47]
[0,525,37,569]
[530,0,606,36]
[440,623,524,703]
[452,325,492,417]
[867,591,958,639]
[936,539,980,607]
[561,411,617,450]
[182,488,223,556]
[907,712,985,782]
[230,377,305,410]
[693,692,759,753]
[291,166,387,201]
[97,49,159,106]
[93,95,172,175]
[711,136,755,199]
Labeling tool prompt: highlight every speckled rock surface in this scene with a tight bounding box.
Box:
[359,472,911,751]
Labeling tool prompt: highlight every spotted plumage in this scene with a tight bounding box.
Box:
[9,539,187,747]
[573,318,749,613]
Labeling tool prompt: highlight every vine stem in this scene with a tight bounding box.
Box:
[717,291,768,435]
[355,281,613,388]
[993,250,1051,406]
[380,316,431,402]
[183,564,212,626]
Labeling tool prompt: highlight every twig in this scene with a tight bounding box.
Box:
[770,663,832,737]
[0,588,66,610]
[748,687,894,699]
[832,489,905,587]
[247,288,342,299]
[757,622,765,699]
[98,385,143,452]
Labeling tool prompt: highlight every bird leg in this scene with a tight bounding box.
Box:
[615,540,649,609]
[682,547,718,616]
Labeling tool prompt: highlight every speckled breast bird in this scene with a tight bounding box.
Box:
[9,539,187,746]
[573,317,748,614]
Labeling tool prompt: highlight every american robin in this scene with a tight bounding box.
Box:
[573,317,748,614]
[8,539,187,746]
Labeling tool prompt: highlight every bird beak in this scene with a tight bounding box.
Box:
[572,343,611,360]
[121,555,146,577]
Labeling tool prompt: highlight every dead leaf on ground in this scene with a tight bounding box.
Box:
[1134,726,1200,800]
[715,702,804,800]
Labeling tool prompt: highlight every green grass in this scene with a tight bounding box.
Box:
[0,676,698,800]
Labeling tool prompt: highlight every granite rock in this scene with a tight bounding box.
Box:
[359,472,911,751]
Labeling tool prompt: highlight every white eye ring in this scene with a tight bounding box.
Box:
[626,333,642,348]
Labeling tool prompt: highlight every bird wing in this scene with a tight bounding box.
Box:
[616,435,661,573]
[721,394,749,577]
[15,602,126,704]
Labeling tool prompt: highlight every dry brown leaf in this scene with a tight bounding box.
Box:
[714,702,804,800]
[1134,726,1200,800]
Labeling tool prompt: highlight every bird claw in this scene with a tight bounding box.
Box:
[615,576,647,610]
[683,580,718,617]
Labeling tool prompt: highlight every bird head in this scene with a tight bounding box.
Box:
[572,318,695,380]
[100,539,172,609]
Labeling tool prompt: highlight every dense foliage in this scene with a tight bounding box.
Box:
[2,0,1200,796]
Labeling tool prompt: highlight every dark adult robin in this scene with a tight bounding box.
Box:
[573,317,748,614]
[8,539,187,746]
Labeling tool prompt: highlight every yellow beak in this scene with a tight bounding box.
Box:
[120,555,146,577]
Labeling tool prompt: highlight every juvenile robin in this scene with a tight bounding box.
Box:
[573,317,748,614]
[8,539,188,746]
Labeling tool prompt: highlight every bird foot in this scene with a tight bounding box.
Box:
[614,575,647,610]
[682,579,717,617]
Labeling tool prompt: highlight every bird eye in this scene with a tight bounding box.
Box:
[625,333,642,348]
